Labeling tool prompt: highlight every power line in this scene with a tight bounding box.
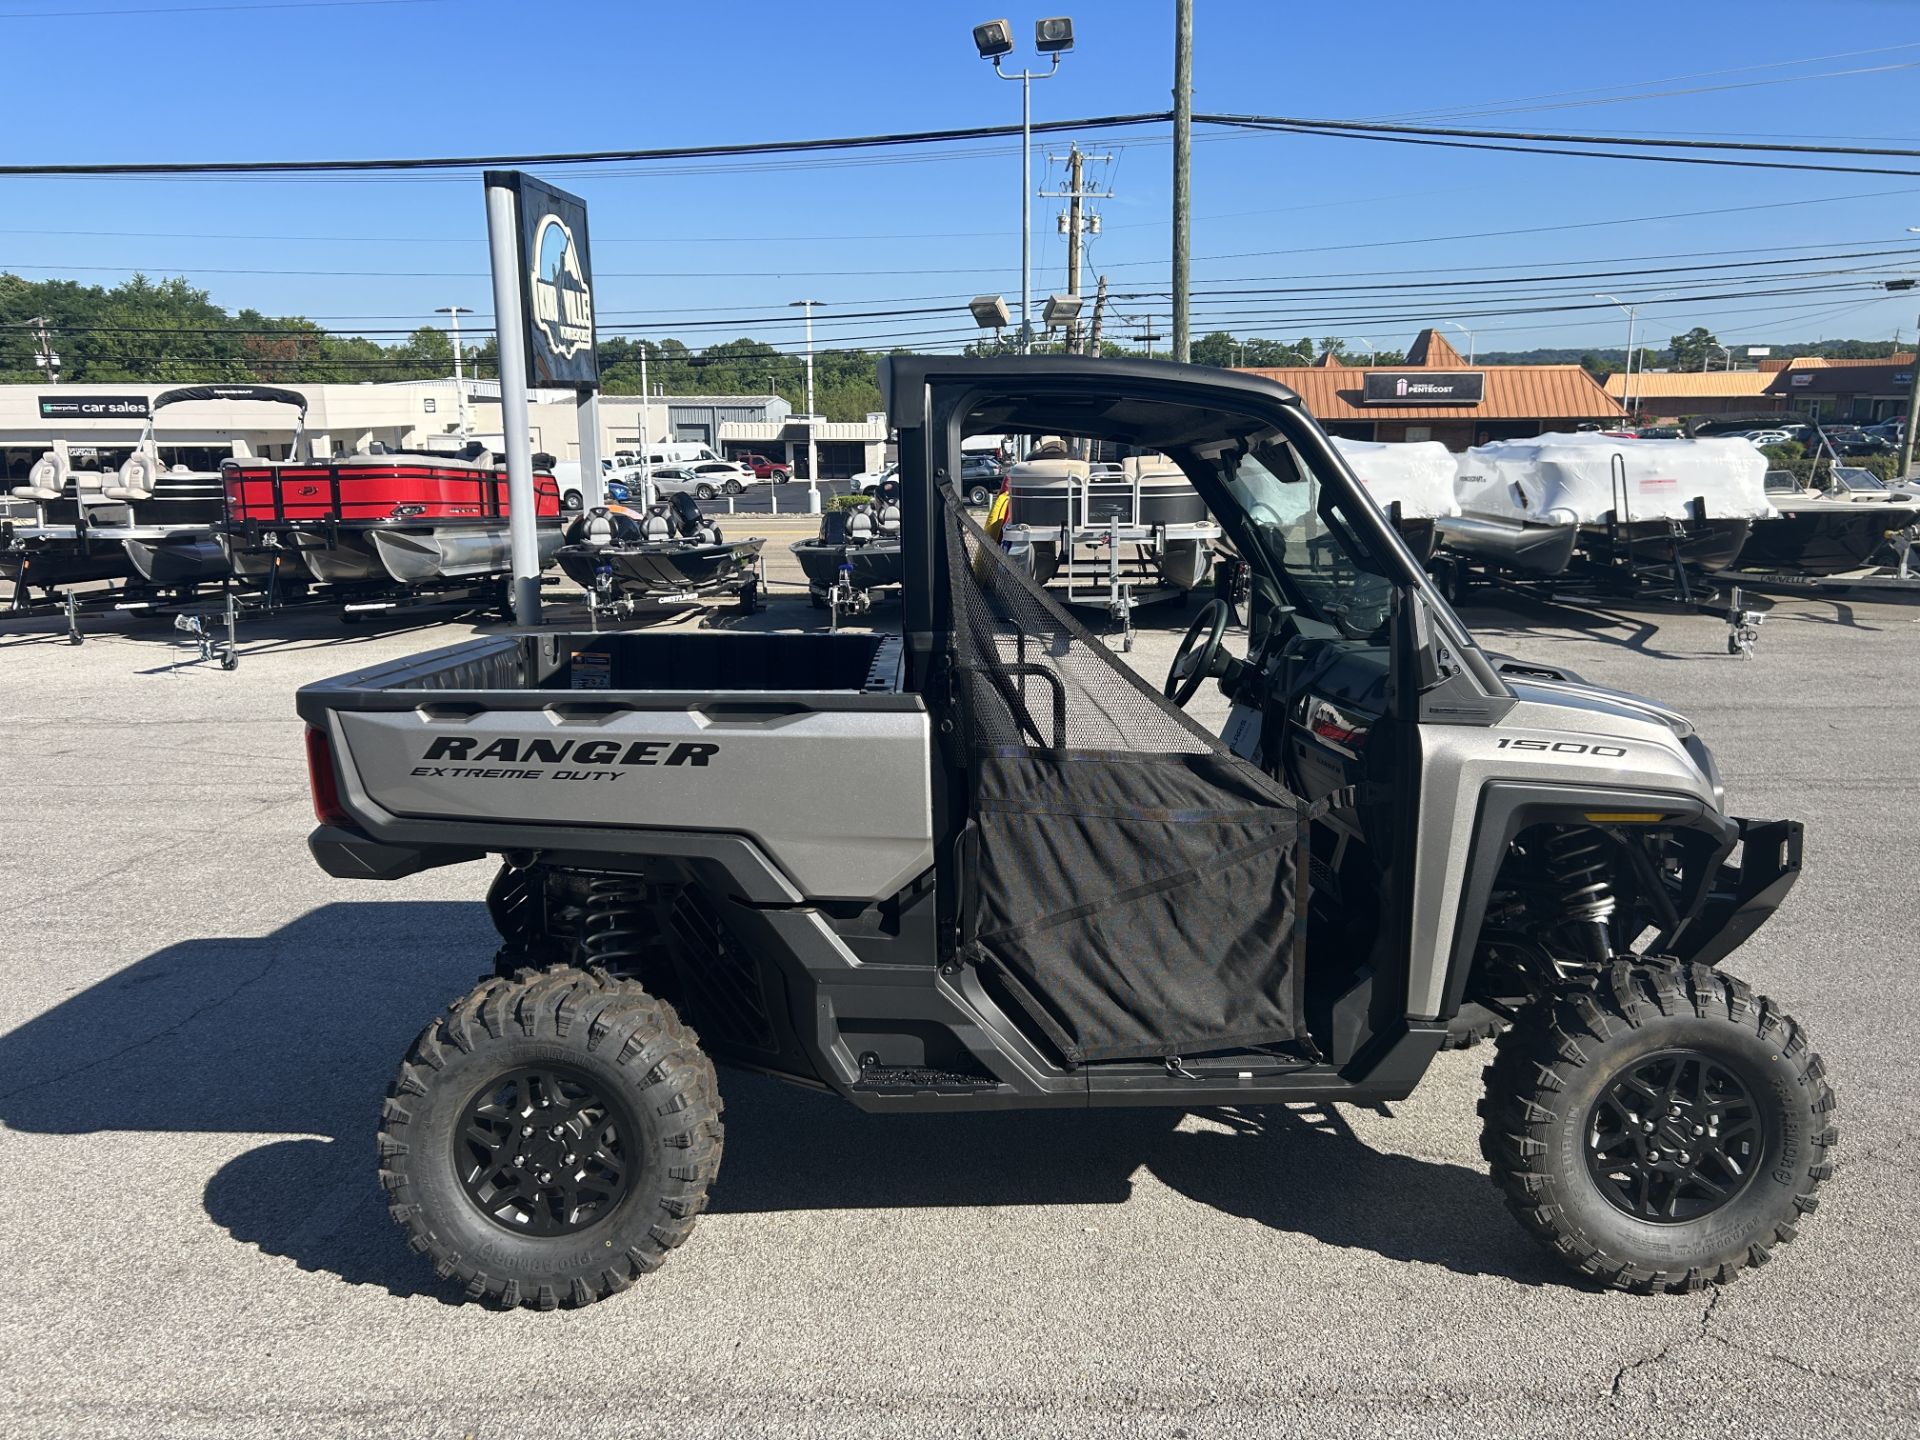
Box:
[0,112,1173,179]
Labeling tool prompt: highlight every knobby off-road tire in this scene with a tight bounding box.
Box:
[1439,1002,1506,1052]
[1480,960,1835,1293]
[379,967,723,1310]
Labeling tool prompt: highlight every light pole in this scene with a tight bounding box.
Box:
[1350,336,1381,364]
[1441,320,1476,363]
[790,299,821,513]
[1595,293,1640,421]
[436,305,472,435]
[1708,342,1732,372]
[974,17,1073,354]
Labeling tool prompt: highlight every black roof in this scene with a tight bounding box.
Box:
[879,355,1303,450]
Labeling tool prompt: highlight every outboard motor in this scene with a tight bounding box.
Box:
[668,490,721,544]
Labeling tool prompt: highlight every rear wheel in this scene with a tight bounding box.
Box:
[723,479,743,496]
[1480,961,1835,1293]
[695,484,717,501]
[378,967,723,1310]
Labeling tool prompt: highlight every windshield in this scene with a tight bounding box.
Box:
[1218,440,1397,639]
[1831,466,1887,493]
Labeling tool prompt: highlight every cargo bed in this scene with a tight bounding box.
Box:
[298,630,932,901]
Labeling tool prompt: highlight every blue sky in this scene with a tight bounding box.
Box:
[4,0,1920,358]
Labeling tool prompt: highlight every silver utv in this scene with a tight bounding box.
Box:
[300,356,1833,1310]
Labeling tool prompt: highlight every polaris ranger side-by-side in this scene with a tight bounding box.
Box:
[300,357,1834,1310]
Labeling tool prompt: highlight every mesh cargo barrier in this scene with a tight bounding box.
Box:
[944,485,1305,1065]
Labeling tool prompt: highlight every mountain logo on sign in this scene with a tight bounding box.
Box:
[529,213,593,359]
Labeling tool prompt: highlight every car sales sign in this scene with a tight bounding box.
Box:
[1361,372,1485,405]
[39,394,150,420]
[490,170,600,391]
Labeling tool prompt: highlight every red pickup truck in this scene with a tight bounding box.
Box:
[731,451,792,483]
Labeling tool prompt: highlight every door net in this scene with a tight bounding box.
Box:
[943,483,1305,1065]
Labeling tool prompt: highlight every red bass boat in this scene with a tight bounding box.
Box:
[222,439,563,591]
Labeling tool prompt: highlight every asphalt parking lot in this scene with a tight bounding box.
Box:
[0,562,1916,1438]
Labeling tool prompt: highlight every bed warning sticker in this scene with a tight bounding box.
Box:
[570,650,612,689]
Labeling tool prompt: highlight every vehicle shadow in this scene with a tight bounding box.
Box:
[0,902,1555,1301]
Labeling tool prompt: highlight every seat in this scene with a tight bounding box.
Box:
[640,512,674,541]
[846,508,877,542]
[105,451,161,503]
[875,503,903,533]
[11,452,66,503]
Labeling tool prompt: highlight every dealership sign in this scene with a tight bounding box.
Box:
[487,170,599,390]
[1361,372,1485,405]
[38,394,150,420]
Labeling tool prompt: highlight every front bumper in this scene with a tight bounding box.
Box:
[1672,817,1803,967]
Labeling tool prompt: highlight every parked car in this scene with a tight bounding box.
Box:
[1634,425,1682,440]
[1743,429,1797,448]
[643,465,735,501]
[684,460,752,494]
[852,461,899,495]
[731,451,792,483]
[959,452,1006,505]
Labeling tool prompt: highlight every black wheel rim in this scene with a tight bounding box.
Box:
[454,1065,639,1237]
[1584,1047,1763,1224]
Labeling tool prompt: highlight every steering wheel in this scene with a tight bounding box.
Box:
[1165,598,1233,705]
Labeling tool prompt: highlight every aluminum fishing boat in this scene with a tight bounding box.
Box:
[555,492,765,611]
[791,483,905,612]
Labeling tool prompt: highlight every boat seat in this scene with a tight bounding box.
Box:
[1008,458,1090,483]
[640,512,674,540]
[875,503,902,533]
[11,453,66,503]
[846,508,877,541]
[105,452,162,502]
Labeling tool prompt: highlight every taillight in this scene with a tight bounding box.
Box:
[305,725,355,829]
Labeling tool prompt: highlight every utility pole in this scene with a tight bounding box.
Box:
[1899,314,1920,481]
[1065,147,1083,354]
[1088,274,1109,356]
[27,315,59,383]
[1171,0,1193,363]
[1041,144,1112,354]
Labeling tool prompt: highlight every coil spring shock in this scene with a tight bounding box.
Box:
[1542,827,1617,965]
[577,876,653,971]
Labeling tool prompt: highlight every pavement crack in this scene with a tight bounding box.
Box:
[1607,1288,1723,1400]
[0,948,281,1106]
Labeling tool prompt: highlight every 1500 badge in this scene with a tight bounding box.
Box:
[1495,738,1627,757]
[410,735,720,783]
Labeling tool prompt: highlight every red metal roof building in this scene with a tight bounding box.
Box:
[1239,329,1624,450]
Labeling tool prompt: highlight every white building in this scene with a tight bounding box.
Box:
[0,379,888,484]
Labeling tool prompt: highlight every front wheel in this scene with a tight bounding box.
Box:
[378,967,724,1310]
[695,484,717,501]
[562,490,583,513]
[967,484,992,507]
[1480,961,1835,1293]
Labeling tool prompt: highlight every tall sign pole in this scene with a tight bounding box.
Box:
[1172,0,1193,363]
[482,170,601,627]
[1899,316,1920,482]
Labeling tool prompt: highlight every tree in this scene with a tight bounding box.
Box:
[1669,326,1720,371]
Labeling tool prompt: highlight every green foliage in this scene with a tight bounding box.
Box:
[827,492,872,511]
[1668,327,1720,372]
[1760,442,1804,463]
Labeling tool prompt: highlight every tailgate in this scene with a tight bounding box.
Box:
[317,690,934,903]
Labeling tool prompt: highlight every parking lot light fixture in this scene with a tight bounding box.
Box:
[790,299,822,513]
[975,16,1070,355]
[1595,293,1640,419]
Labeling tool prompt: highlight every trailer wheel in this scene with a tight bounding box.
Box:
[1480,961,1835,1293]
[379,966,723,1310]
